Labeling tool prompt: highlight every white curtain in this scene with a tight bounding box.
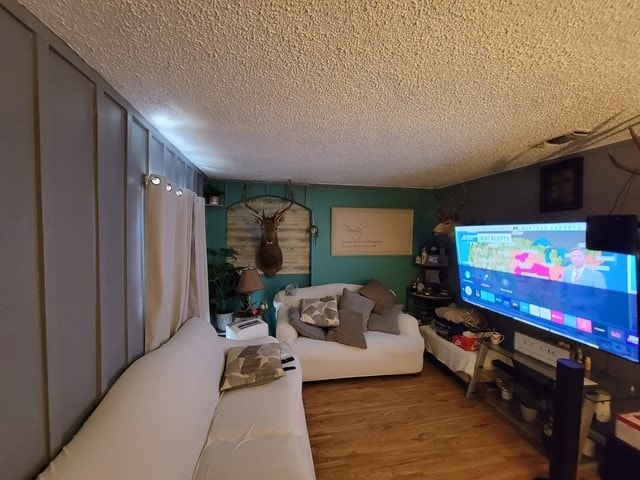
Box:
[144,174,209,353]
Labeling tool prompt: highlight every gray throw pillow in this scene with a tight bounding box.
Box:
[339,288,375,329]
[289,307,326,340]
[326,310,367,349]
[220,343,286,391]
[367,304,403,335]
[300,296,340,327]
[359,278,396,314]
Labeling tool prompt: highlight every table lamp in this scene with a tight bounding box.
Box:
[235,267,266,315]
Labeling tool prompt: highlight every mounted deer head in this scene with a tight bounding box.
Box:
[244,181,294,277]
[608,126,640,175]
[433,185,467,237]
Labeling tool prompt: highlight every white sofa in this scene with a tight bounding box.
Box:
[274,283,424,381]
[37,317,315,480]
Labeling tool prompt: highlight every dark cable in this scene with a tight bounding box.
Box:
[608,172,636,214]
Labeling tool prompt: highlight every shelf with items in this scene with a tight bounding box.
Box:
[466,338,557,398]
[484,384,548,448]
[414,258,449,268]
[203,179,225,206]
[466,339,557,455]
[408,258,452,324]
[416,244,449,266]
[465,337,638,472]
[411,262,449,293]
[482,377,603,475]
[406,290,452,324]
[407,291,452,301]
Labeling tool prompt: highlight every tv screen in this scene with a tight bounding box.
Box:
[454,222,639,363]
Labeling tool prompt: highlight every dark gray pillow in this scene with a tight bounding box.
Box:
[367,304,403,335]
[326,310,367,349]
[359,278,396,314]
[289,307,326,340]
[339,288,375,328]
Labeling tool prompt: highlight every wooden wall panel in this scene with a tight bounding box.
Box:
[227,197,310,274]
[0,9,49,480]
[165,149,176,175]
[186,165,196,191]
[97,92,127,393]
[149,134,164,175]
[41,49,98,454]
[127,118,147,361]
[172,158,185,186]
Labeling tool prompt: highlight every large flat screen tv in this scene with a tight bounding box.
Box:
[454,222,639,363]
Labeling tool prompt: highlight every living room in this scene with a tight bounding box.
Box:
[3,1,640,479]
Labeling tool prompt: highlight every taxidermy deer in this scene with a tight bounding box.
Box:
[244,182,294,277]
[432,185,467,237]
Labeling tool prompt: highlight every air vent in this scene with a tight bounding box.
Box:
[545,130,591,145]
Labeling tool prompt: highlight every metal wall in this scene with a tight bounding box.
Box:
[0,2,204,479]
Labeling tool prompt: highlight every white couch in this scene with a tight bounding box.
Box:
[37,317,315,480]
[274,283,424,381]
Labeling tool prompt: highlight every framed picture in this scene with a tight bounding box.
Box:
[540,157,583,212]
[331,207,413,256]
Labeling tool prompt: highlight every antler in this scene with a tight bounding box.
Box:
[274,180,294,220]
[434,188,445,220]
[452,184,467,220]
[243,184,264,220]
[434,185,467,220]
[608,127,640,175]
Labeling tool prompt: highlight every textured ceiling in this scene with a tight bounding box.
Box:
[18,0,640,188]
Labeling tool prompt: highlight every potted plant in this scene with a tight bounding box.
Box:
[208,247,241,331]
[203,180,224,205]
[519,391,540,423]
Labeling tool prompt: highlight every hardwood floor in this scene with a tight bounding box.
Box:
[303,356,601,480]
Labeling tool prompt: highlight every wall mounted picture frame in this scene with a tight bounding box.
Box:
[331,207,413,256]
[540,157,583,212]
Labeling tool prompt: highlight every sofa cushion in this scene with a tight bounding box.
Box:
[359,278,396,314]
[339,288,375,328]
[220,343,285,391]
[194,434,315,480]
[368,304,403,334]
[300,296,339,327]
[209,354,304,441]
[326,310,367,348]
[289,307,326,340]
[196,352,315,480]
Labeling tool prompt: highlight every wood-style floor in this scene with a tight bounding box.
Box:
[303,355,601,480]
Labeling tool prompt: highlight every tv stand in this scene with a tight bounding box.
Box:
[466,339,601,478]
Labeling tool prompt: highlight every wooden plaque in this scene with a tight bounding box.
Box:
[331,207,413,256]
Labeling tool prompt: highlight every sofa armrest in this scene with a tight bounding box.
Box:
[276,306,299,343]
[397,313,420,337]
[37,317,222,480]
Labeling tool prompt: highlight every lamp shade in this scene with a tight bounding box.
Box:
[235,268,266,293]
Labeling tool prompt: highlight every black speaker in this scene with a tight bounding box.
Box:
[586,214,638,254]
[547,359,585,480]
